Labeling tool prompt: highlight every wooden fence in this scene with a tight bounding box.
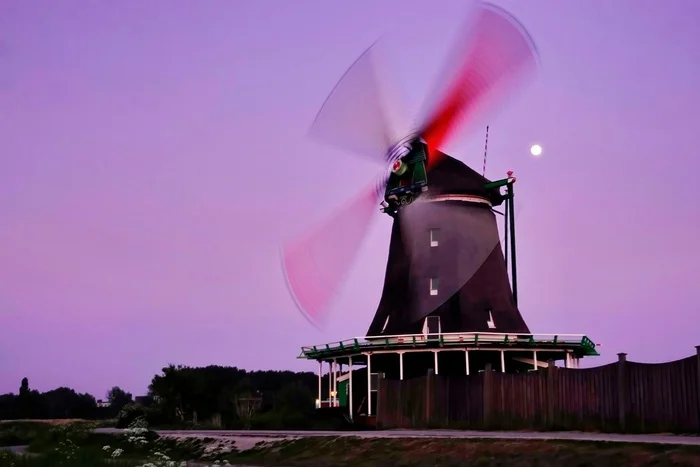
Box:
[376,347,700,433]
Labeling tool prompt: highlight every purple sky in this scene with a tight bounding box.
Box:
[1,0,699,399]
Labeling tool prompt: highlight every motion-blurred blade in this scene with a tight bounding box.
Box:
[398,198,510,324]
[281,183,382,327]
[419,3,539,169]
[308,42,395,164]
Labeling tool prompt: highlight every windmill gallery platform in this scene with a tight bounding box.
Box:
[299,331,599,418]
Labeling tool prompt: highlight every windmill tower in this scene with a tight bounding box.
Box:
[281,2,598,422]
[368,150,528,338]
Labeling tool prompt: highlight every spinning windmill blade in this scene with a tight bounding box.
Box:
[281,182,383,327]
[419,3,539,168]
[281,1,538,327]
[306,42,396,164]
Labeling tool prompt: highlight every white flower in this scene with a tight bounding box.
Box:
[102,445,111,451]
[112,448,124,458]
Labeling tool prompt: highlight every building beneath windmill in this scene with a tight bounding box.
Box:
[296,144,599,423]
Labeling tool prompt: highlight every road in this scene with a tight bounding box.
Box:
[94,428,700,446]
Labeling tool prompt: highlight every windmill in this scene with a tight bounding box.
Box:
[282,2,598,419]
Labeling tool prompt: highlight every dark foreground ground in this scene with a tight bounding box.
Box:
[235,436,700,466]
[2,421,700,466]
[4,435,700,466]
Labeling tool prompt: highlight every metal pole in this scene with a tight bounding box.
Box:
[507,181,518,306]
[399,352,404,380]
[504,193,509,269]
[465,350,470,376]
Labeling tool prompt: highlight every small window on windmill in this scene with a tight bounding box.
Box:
[429,229,440,247]
[381,316,390,333]
[487,310,496,329]
[429,278,439,296]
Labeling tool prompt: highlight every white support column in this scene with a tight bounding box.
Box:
[337,362,342,402]
[399,352,404,380]
[465,350,470,376]
[533,350,538,370]
[500,350,505,373]
[348,357,353,419]
[328,361,333,405]
[366,353,372,416]
[434,350,439,375]
[564,352,571,368]
[332,359,337,407]
[317,360,322,408]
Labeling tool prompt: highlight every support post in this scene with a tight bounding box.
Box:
[331,358,338,407]
[399,352,404,380]
[434,350,439,375]
[617,352,627,432]
[366,353,372,416]
[695,345,700,431]
[533,350,538,370]
[348,356,353,420]
[500,350,505,373]
[465,350,470,376]
[506,180,518,306]
[317,360,322,408]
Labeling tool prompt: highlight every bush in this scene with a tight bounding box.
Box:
[115,404,145,429]
[0,422,53,447]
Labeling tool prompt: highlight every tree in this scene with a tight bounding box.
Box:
[19,378,29,397]
[107,386,133,412]
[43,387,96,419]
[274,381,314,416]
[234,394,262,430]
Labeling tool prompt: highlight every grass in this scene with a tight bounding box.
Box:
[226,436,700,467]
[0,450,137,467]
[3,421,700,466]
[0,420,117,447]
[26,430,208,462]
[0,422,54,447]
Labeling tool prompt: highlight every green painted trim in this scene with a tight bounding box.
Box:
[484,178,511,189]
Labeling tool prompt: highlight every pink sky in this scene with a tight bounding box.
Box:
[1,0,699,398]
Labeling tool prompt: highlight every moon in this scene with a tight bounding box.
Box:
[530,144,542,157]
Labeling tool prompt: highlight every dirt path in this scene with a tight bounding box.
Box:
[95,428,700,446]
